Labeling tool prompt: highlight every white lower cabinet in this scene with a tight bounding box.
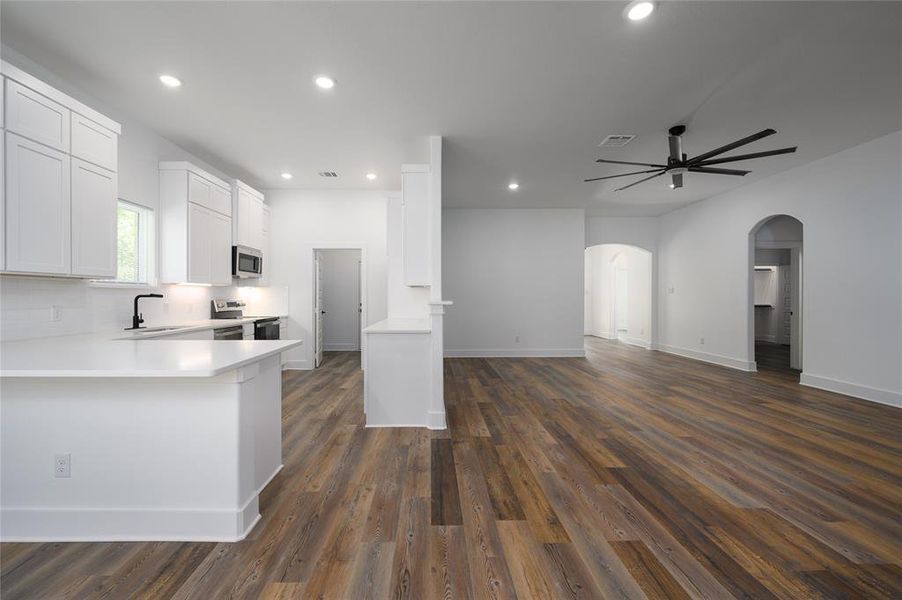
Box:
[4,132,71,275]
[71,158,117,278]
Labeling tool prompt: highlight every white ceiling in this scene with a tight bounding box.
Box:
[1,2,899,216]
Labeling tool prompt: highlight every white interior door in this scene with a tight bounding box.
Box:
[314,252,324,368]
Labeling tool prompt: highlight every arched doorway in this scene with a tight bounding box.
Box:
[584,244,653,349]
[748,215,803,376]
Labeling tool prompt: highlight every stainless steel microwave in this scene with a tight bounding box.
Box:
[232,245,262,278]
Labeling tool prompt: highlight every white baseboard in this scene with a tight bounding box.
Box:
[282,359,312,370]
[800,373,902,408]
[0,465,286,543]
[655,343,756,372]
[0,505,260,543]
[427,410,447,430]
[445,348,586,358]
[619,335,651,349]
[324,342,360,351]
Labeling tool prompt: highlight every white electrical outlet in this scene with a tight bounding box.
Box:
[50,305,62,322]
[54,453,71,478]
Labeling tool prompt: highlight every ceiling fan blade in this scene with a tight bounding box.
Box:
[584,168,664,183]
[687,129,776,164]
[671,173,683,188]
[694,147,797,166]
[596,158,667,168]
[688,166,750,176]
[614,171,666,191]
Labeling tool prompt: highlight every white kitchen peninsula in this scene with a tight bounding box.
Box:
[0,333,301,542]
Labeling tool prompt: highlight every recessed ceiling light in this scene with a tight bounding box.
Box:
[508,182,520,190]
[366,172,377,181]
[159,74,182,88]
[625,0,655,21]
[281,172,293,180]
[314,75,335,90]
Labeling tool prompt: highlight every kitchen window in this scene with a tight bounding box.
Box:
[103,200,156,285]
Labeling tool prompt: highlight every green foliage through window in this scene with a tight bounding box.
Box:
[117,205,140,282]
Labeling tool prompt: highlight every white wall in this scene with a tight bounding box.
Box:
[586,216,657,253]
[0,46,252,341]
[319,249,361,351]
[585,244,652,348]
[657,130,901,406]
[443,209,586,357]
[266,190,388,369]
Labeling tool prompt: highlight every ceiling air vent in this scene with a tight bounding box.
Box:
[318,171,338,178]
[598,134,636,148]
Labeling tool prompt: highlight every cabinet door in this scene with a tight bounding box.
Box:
[210,210,232,285]
[235,188,253,247]
[187,202,212,283]
[5,80,70,152]
[71,113,117,171]
[5,132,71,274]
[71,158,117,278]
[249,198,264,250]
[187,172,213,209]
[210,183,232,217]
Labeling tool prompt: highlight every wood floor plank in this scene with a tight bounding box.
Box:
[2,344,900,599]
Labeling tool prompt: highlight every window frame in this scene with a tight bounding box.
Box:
[91,199,156,288]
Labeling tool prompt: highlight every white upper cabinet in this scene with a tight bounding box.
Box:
[187,202,212,284]
[160,162,233,285]
[210,210,232,286]
[1,62,120,278]
[401,164,431,287]
[188,171,231,217]
[71,113,117,171]
[71,158,117,278]
[231,180,265,251]
[4,79,70,152]
[5,133,71,275]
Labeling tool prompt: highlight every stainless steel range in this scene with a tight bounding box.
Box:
[211,299,281,340]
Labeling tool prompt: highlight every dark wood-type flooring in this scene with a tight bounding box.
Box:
[755,341,800,379]
[2,339,901,598]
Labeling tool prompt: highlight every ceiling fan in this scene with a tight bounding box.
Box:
[585,125,797,191]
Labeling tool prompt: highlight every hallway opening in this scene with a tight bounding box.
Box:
[584,243,652,350]
[749,215,803,376]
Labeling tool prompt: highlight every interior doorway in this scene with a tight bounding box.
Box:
[584,244,652,349]
[749,215,803,376]
[313,248,363,368]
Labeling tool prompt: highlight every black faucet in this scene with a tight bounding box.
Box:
[126,293,164,330]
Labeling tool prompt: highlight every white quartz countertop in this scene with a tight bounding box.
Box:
[0,330,301,378]
[363,318,431,334]
[115,317,286,340]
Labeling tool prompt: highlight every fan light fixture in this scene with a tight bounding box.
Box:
[508,182,520,190]
[585,124,797,191]
[625,1,655,21]
[366,172,377,181]
[281,172,293,180]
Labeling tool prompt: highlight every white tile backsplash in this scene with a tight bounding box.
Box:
[0,276,289,341]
